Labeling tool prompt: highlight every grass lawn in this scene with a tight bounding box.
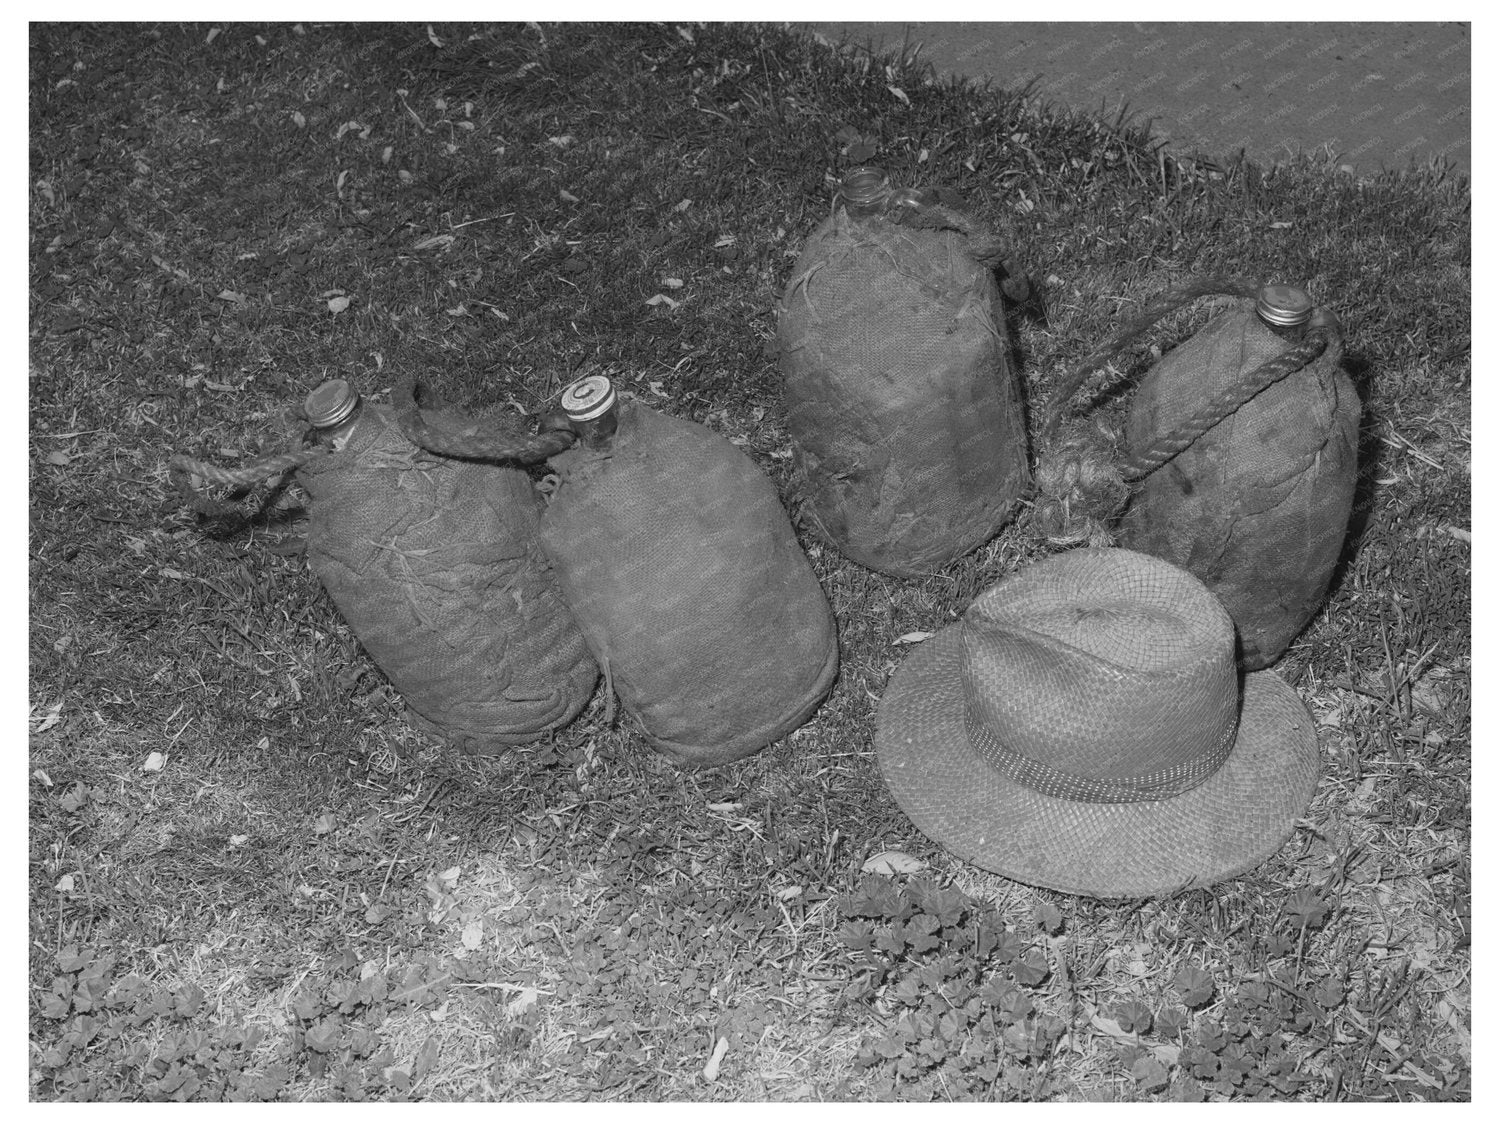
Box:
[28,22,1469,1102]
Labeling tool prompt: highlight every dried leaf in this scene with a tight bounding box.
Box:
[45,450,71,466]
[55,874,75,893]
[505,986,539,1017]
[229,834,250,848]
[312,813,337,835]
[327,295,351,314]
[895,631,934,645]
[141,751,166,773]
[34,702,63,732]
[461,921,483,950]
[205,27,221,45]
[292,111,306,129]
[411,234,454,252]
[559,189,580,203]
[888,85,910,105]
[426,25,444,48]
[645,294,679,309]
[862,850,925,876]
[702,1036,729,1081]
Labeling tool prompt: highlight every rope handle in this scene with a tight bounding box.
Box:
[168,448,325,518]
[389,370,576,464]
[1037,276,1262,446]
[886,188,1032,302]
[1119,328,1332,480]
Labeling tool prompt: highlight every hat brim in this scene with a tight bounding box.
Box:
[876,626,1320,899]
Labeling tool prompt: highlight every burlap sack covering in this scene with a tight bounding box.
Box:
[776,195,1031,576]
[537,398,839,768]
[1117,301,1360,669]
[297,404,597,750]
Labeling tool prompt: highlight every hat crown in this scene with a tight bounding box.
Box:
[961,549,1239,802]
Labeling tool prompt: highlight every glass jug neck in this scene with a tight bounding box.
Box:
[838,166,893,218]
[304,379,365,452]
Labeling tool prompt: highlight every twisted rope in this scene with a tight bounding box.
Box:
[1029,416,1130,549]
[1038,276,1260,446]
[390,370,575,464]
[168,449,324,518]
[1119,329,1332,480]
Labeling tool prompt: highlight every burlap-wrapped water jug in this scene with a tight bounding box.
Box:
[533,375,839,769]
[169,378,597,751]
[1114,283,1361,669]
[776,166,1032,576]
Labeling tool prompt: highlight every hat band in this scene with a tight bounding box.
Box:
[963,703,1239,804]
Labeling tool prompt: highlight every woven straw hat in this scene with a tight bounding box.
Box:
[876,548,1319,898]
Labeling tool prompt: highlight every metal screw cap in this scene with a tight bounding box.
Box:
[561,374,617,421]
[1255,284,1315,329]
[304,379,360,428]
